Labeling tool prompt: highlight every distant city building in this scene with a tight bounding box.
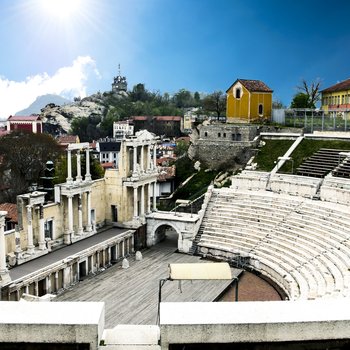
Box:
[0,203,17,231]
[7,115,42,133]
[57,135,80,149]
[132,116,183,137]
[113,120,134,139]
[96,138,122,168]
[226,79,273,123]
[112,64,127,94]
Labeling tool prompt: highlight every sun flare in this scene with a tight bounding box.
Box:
[38,0,82,20]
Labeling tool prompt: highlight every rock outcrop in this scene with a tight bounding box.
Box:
[40,93,109,135]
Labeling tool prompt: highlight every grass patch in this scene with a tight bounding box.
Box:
[255,139,295,171]
[280,139,350,173]
[174,169,218,201]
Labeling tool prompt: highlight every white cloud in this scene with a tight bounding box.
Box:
[0,56,100,119]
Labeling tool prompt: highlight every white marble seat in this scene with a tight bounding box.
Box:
[197,188,350,301]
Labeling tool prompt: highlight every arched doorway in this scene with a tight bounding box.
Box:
[154,224,180,249]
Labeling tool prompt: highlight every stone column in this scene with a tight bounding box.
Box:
[0,211,11,285]
[26,205,35,254]
[153,181,157,211]
[77,194,83,235]
[38,205,46,250]
[96,252,100,270]
[140,145,144,172]
[46,276,51,294]
[122,240,125,257]
[133,186,138,218]
[76,150,82,183]
[146,145,151,171]
[140,185,145,216]
[131,234,135,253]
[67,149,73,184]
[55,271,59,292]
[14,225,22,257]
[34,280,39,296]
[85,148,92,181]
[153,145,157,169]
[86,191,92,232]
[102,250,106,268]
[147,183,151,214]
[67,195,74,235]
[133,146,137,174]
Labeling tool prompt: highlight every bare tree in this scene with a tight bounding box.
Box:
[297,79,321,108]
[202,91,226,120]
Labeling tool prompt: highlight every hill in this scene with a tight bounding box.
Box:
[15,94,72,116]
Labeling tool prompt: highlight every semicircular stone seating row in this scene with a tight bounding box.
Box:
[197,188,350,300]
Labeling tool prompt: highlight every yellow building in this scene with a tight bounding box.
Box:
[226,79,273,123]
[321,78,350,114]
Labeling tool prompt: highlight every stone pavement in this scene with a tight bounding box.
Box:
[9,227,129,281]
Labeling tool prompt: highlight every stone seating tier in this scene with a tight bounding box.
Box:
[196,189,350,300]
[296,148,349,178]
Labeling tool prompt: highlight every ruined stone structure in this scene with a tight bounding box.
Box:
[189,123,260,170]
[1,130,159,297]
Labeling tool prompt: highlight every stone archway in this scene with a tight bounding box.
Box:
[152,223,182,249]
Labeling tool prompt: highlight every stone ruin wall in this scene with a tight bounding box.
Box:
[188,124,260,170]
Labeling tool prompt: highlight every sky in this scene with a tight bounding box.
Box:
[1,0,350,119]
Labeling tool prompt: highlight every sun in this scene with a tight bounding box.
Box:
[38,0,83,20]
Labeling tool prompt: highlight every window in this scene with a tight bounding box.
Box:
[223,133,226,137]
[258,104,263,115]
[218,133,221,137]
[44,219,53,239]
[235,88,241,99]
[236,133,242,141]
[111,205,118,222]
[204,132,208,137]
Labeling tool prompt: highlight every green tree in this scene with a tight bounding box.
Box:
[0,131,63,202]
[193,91,201,106]
[130,83,153,102]
[174,140,189,157]
[54,154,104,184]
[173,89,194,108]
[290,92,312,108]
[202,91,226,119]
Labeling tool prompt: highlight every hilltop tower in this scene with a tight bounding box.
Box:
[112,64,128,94]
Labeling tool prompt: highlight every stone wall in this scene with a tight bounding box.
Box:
[189,124,260,170]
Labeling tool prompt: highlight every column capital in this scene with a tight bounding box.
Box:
[0,211,6,227]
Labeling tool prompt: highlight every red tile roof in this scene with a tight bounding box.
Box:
[155,116,182,121]
[57,135,80,144]
[132,116,182,121]
[101,162,115,169]
[0,203,18,223]
[8,115,41,121]
[321,78,350,93]
[227,79,273,93]
[157,166,176,181]
[132,116,148,121]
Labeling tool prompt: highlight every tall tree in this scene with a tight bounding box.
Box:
[0,131,63,202]
[296,79,321,108]
[173,89,193,108]
[130,83,152,102]
[202,91,226,119]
